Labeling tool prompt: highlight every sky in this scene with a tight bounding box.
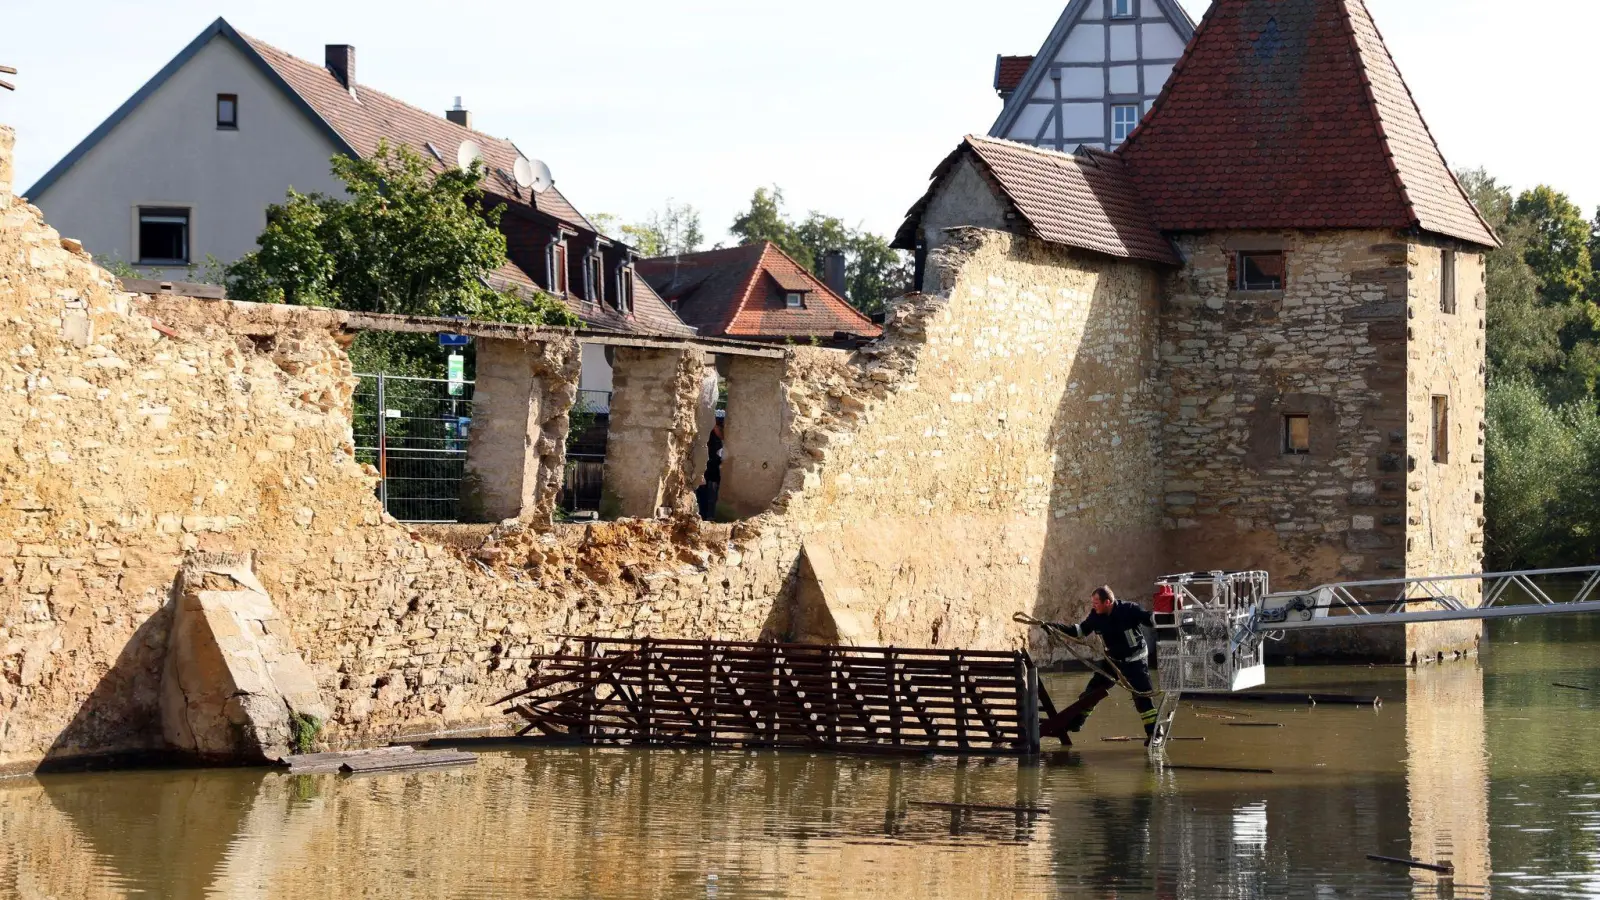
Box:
[4,0,1598,246]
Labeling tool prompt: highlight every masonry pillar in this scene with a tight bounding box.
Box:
[601,347,703,519]
[462,337,579,524]
[721,355,790,518]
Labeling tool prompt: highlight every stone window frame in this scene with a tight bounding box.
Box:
[1440,248,1457,314]
[1283,414,1311,455]
[1431,395,1450,464]
[1235,250,1286,292]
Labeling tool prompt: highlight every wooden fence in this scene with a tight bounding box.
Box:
[498,637,1043,755]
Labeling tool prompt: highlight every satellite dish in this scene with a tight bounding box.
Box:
[518,157,554,194]
[456,140,485,172]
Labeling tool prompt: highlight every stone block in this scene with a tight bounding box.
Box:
[160,553,329,763]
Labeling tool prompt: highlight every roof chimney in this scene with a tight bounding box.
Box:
[823,249,848,298]
[325,44,354,90]
[446,96,471,130]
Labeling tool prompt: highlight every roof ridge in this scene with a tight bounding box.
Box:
[241,32,519,154]
[1116,0,1220,157]
[1332,0,1417,232]
[1338,0,1499,246]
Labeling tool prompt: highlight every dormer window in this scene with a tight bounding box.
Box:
[785,292,805,309]
[551,241,569,295]
[618,265,635,314]
[1112,0,1134,18]
[587,254,604,305]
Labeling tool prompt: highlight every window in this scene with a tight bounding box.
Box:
[588,255,604,305]
[216,94,238,129]
[551,242,568,295]
[618,266,634,314]
[1283,414,1311,455]
[1112,0,1134,17]
[1440,249,1457,314]
[1237,251,1285,291]
[785,292,804,309]
[137,207,190,265]
[1431,396,1450,464]
[1112,104,1140,143]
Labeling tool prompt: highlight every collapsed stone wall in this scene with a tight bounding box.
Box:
[0,133,792,771]
[771,228,1168,651]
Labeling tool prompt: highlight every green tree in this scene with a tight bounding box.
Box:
[730,187,812,266]
[622,200,705,258]
[1461,170,1569,382]
[730,187,910,314]
[226,141,574,327]
[1511,185,1594,307]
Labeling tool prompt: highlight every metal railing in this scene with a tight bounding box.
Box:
[353,373,474,523]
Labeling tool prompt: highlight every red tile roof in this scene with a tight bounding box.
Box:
[243,34,596,234]
[995,55,1035,94]
[1117,0,1497,248]
[895,136,1181,266]
[637,244,883,341]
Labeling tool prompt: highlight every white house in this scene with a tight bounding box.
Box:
[989,0,1196,151]
[26,18,700,406]
[24,20,349,279]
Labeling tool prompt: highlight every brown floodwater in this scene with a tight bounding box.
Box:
[1,617,1597,899]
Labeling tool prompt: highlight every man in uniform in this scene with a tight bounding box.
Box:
[1042,586,1160,745]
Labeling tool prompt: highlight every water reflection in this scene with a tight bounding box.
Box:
[1,624,1597,899]
[1408,662,1491,898]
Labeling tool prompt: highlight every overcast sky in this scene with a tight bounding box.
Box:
[4,0,1596,246]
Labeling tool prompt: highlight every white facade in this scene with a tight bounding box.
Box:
[27,32,344,280]
[579,343,614,413]
[991,0,1195,152]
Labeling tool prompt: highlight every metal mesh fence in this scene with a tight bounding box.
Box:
[353,373,474,523]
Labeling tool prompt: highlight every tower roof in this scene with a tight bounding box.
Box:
[1117,0,1497,248]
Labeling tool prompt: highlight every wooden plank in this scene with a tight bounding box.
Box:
[341,750,478,774]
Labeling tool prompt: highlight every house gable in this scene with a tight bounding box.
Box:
[989,0,1196,152]
[25,21,350,276]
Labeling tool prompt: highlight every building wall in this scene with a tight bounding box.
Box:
[28,36,345,278]
[778,228,1168,652]
[1160,231,1487,660]
[991,0,1191,151]
[1160,231,1413,658]
[914,155,1016,292]
[1405,243,1488,658]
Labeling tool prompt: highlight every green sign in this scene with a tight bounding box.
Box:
[448,353,465,397]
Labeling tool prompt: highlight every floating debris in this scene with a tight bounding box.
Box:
[1366,854,1454,875]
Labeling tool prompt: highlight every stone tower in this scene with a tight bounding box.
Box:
[1118,0,1497,660]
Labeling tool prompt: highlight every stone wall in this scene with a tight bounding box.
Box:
[1405,243,1488,659]
[1159,231,1486,660]
[0,175,793,772]
[774,229,1168,652]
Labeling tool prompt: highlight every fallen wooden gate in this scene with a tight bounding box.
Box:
[498,638,1043,755]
